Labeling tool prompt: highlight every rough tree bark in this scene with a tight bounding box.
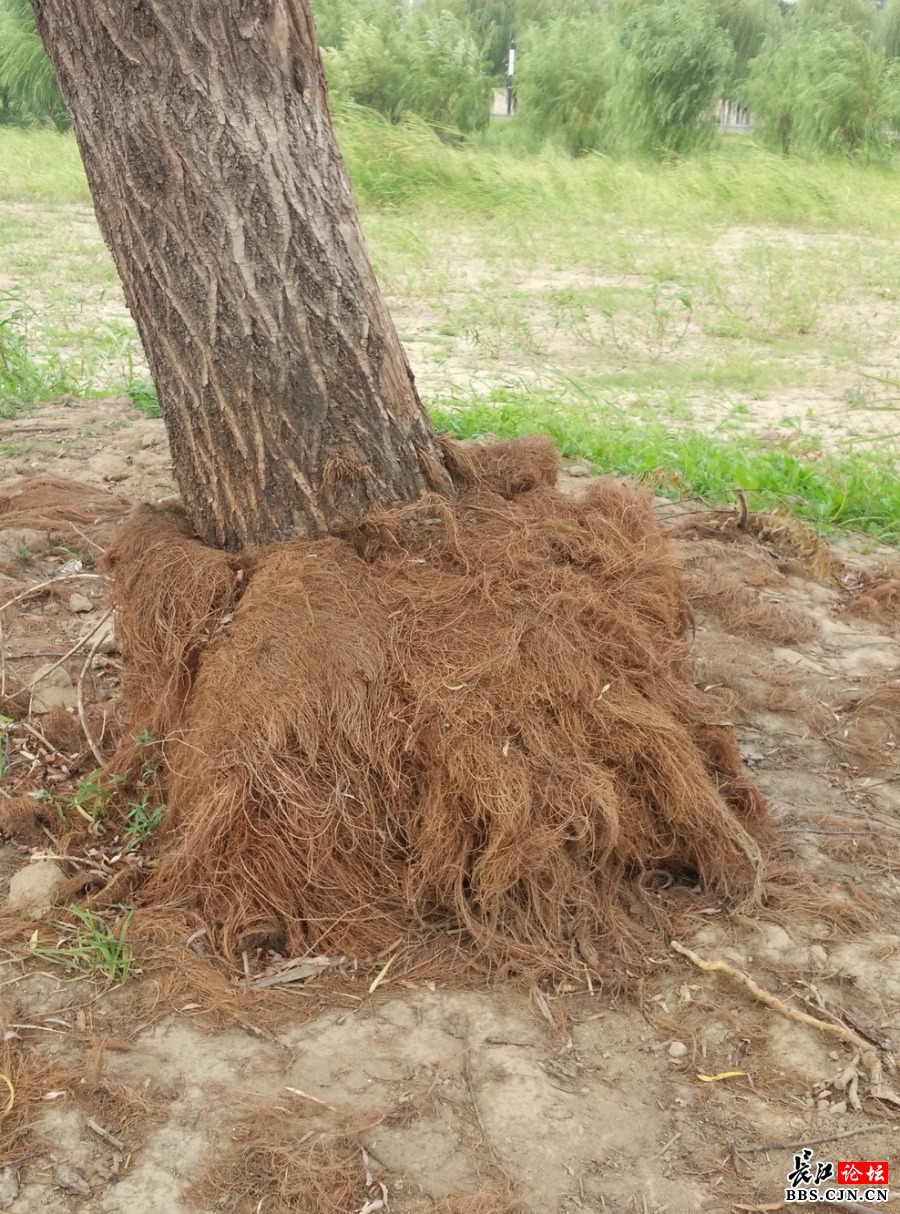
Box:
[30,0,452,549]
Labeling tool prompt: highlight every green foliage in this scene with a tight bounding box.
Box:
[794,0,879,40]
[123,728,166,841]
[0,0,66,127]
[515,17,614,153]
[612,1,734,154]
[53,730,166,844]
[124,793,166,841]
[308,0,405,50]
[403,8,494,133]
[708,0,781,86]
[0,294,80,415]
[126,378,160,417]
[323,23,407,120]
[430,390,900,543]
[30,906,135,983]
[323,4,492,132]
[885,0,900,61]
[63,768,118,824]
[514,1,731,156]
[746,19,900,155]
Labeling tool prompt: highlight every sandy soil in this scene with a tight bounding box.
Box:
[1,400,900,1214]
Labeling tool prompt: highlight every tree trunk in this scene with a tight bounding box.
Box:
[30,0,451,549]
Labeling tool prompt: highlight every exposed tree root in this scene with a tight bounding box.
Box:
[99,437,769,974]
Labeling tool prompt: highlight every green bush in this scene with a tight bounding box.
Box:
[746,20,900,155]
[708,0,781,88]
[324,6,492,133]
[515,17,615,153]
[611,1,734,154]
[0,0,67,127]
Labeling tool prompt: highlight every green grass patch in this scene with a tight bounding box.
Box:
[29,905,135,983]
[0,126,90,203]
[126,378,160,417]
[430,389,900,543]
[6,112,900,237]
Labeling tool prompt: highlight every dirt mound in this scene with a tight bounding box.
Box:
[101,438,769,973]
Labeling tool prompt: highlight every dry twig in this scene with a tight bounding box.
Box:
[671,941,871,1052]
[77,627,109,766]
[735,1123,889,1155]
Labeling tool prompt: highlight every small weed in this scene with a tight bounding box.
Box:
[59,768,119,824]
[124,793,166,841]
[0,292,80,414]
[126,378,160,418]
[14,544,30,560]
[124,728,166,841]
[30,905,134,983]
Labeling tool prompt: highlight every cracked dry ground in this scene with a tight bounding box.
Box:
[1,398,900,1213]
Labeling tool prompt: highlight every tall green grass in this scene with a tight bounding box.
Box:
[0,295,84,414]
[5,112,900,236]
[431,389,900,542]
[0,126,90,202]
[341,108,900,232]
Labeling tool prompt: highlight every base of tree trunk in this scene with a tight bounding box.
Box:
[101,438,770,975]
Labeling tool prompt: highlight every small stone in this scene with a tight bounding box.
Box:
[31,664,77,713]
[565,465,590,478]
[817,1098,831,1113]
[68,592,94,614]
[53,1163,91,1197]
[830,1100,848,1115]
[98,619,119,655]
[668,1041,689,1059]
[0,1165,19,1206]
[7,860,66,920]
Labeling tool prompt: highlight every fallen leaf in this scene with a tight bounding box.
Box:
[250,954,346,990]
[697,1071,746,1083]
[368,953,397,994]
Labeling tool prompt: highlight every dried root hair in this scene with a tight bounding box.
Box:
[0,474,132,551]
[102,437,770,974]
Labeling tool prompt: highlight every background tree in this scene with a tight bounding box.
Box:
[0,0,66,127]
[746,7,900,155]
[28,0,452,550]
[515,16,615,153]
[707,0,782,91]
[610,1,733,154]
[314,0,492,133]
[885,0,900,61]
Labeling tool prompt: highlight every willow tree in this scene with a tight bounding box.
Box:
[30,0,452,550]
